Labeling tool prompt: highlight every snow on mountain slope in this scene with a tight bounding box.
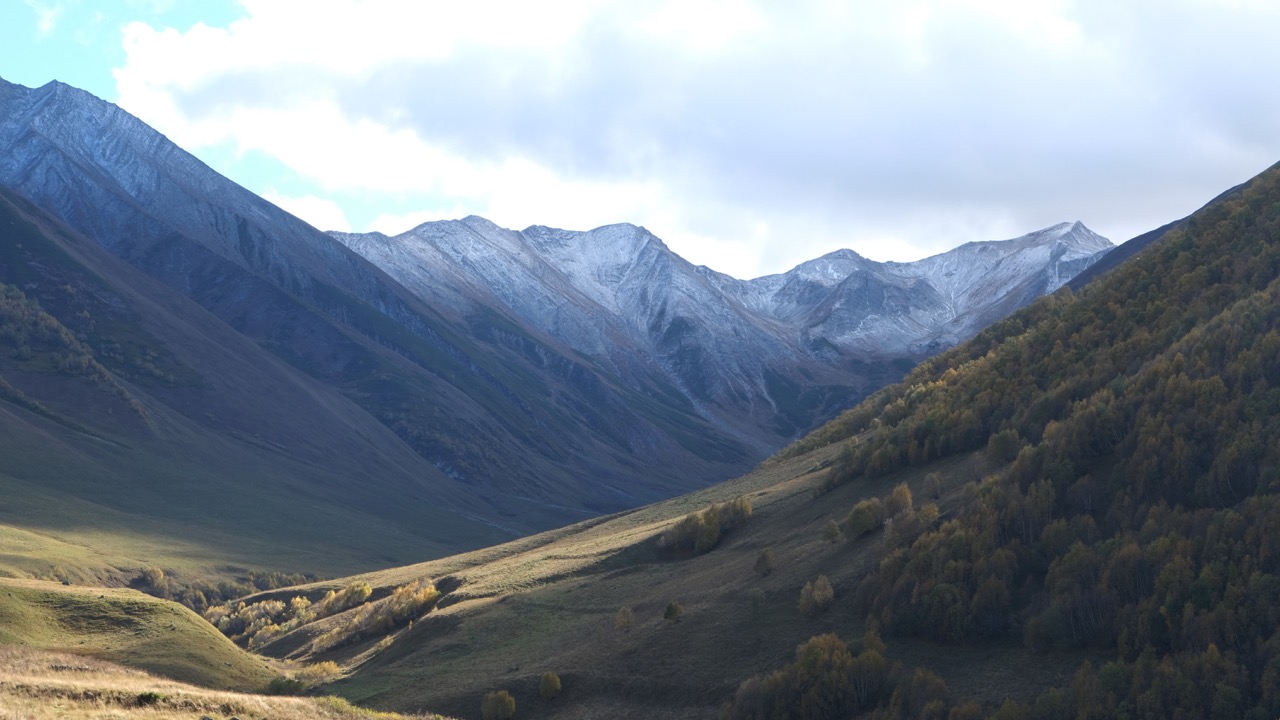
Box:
[333,217,1113,439]
[792,221,1114,354]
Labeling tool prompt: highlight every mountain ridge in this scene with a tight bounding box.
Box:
[1,73,1111,578]
[333,216,1111,442]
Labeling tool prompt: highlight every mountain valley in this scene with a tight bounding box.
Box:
[5,72,1278,720]
[0,75,1108,581]
[182,158,1280,719]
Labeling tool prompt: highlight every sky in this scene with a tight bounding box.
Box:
[3,1,1280,279]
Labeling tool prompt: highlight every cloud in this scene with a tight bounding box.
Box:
[22,0,64,37]
[112,0,1280,278]
[261,190,351,232]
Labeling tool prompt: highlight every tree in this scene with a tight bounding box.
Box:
[822,519,842,544]
[615,606,633,632]
[843,498,883,539]
[924,471,943,499]
[754,548,775,577]
[539,672,561,700]
[140,566,166,588]
[813,576,834,610]
[799,575,835,617]
[481,690,516,720]
[986,428,1023,463]
[664,601,684,622]
[885,482,914,517]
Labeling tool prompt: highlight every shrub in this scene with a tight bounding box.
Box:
[539,671,562,700]
[664,601,684,622]
[297,660,341,685]
[135,691,165,706]
[754,548,776,577]
[481,690,516,720]
[317,580,373,616]
[279,579,438,654]
[265,677,306,695]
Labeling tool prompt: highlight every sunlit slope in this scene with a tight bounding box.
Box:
[214,446,1083,719]
[0,578,274,690]
[0,644,450,720]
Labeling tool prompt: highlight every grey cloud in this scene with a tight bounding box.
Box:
[170,1,1280,272]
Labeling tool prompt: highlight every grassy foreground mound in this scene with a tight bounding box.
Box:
[0,578,274,690]
[0,645,451,720]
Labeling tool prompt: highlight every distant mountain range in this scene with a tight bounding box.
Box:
[334,217,1109,441]
[0,75,1111,572]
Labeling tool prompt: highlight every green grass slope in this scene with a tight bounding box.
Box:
[201,445,1089,719]
[0,578,274,690]
[0,185,508,583]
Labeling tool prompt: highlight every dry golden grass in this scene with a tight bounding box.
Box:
[228,444,943,717]
[0,435,1087,719]
[276,442,1094,719]
[0,645,452,720]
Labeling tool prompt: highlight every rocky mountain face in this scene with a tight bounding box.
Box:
[333,218,1111,440]
[0,74,1110,560]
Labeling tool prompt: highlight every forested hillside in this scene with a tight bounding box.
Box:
[725,162,1280,718]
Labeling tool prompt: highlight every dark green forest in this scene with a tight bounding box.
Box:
[726,164,1280,719]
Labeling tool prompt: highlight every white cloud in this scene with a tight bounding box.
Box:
[22,0,63,37]
[261,190,351,232]
[111,0,1280,279]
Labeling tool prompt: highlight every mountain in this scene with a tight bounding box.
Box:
[0,74,1113,570]
[210,160,1280,719]
[0,185,507,580]
[0,76,769,548]
[333,218,1111,442]
[715,220,1111,356]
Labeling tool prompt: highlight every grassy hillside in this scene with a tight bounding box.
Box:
[0,578,274,690]
[0,644,450,720]
[192,445,1091,719]
[0,186,515,584]
[209,160,1280,719]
